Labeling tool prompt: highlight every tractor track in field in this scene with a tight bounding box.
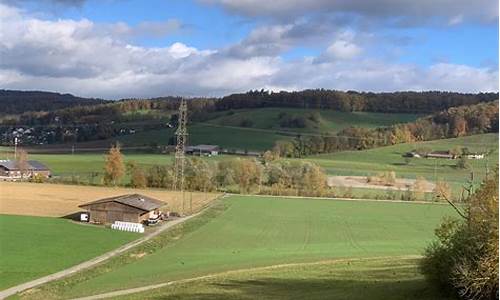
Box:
[68,255,423,300]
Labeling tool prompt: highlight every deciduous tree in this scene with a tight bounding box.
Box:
[103,144,125,186]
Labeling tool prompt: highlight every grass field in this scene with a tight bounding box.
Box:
[0,182,220,217]
[109,257,452,300]
[20,108,419,152]
[21,195,453,299]
[0,214,138,290]
[302,133,498,193]
[205,108,420,134]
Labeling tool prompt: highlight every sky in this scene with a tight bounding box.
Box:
[0,0,498,99]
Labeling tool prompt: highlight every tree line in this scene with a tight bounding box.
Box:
[216,90,498,114]
[103,144,329,197]
[272,101,499,158]
[2,89,496,147]
[0,90,107,114]
[2,89,497,126]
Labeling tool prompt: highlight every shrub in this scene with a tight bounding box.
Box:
[421,170,498,300]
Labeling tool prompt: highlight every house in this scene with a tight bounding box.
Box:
[78,194,166,224]
[465,153,485,159]
[186,144,220,156]
[0,159,51,178]
[425,151,457,159]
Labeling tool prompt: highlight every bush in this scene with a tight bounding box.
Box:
[239,118,254,127]
[421,170,498,300]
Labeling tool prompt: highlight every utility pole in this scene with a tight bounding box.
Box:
[173,99,188,212]
[14,137,18,160]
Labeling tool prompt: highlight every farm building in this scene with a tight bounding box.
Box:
[425,151,457,159]
[465,153,485,159]
[79,194,166,224]
[186,144,220,156]
[0,159,51,178]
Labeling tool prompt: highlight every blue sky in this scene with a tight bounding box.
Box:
[0,0,498,98]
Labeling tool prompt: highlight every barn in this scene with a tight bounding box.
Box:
[186,144,220,156]
[79,194,166,224]
[0,159,51,179]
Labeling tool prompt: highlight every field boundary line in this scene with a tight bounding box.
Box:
[0,195,225,300]
[230,193,451,205]
[69,255,423,300]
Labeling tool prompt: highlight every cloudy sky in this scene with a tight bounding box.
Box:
[0,0,498,99]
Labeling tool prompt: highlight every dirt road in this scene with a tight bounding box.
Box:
[328,175,436,192]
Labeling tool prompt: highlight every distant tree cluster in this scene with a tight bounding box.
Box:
[272,101,499,157]
[215,90,498,114]
[0,90,108,114]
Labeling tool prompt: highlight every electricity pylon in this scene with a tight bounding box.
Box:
[173,98,188,192]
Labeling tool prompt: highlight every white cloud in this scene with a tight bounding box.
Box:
[326,40,362,60]
[0,3,497,99]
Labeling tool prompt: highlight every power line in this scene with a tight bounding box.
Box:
[173,99,188,192]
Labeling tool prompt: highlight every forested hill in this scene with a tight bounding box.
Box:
[0,90,108,114]
[217,90,499,114]
[2,89,498,117]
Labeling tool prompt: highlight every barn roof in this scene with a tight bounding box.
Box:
[79,194,165,212]
[27,160,50,170]
[0,159,50,171]
[186,144,219,151]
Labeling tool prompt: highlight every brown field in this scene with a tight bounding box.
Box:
[0,182,221,217]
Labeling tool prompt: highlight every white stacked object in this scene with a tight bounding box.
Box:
[111,221,145,233]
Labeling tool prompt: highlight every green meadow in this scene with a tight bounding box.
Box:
[0,214,139,290]
[112,257,453,300]
[205,107,420,134]
[23,108,419,151]
[24,195,454,299]
[302,133,498,186]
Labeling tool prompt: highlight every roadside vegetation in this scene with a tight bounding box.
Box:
[421,170,498,300]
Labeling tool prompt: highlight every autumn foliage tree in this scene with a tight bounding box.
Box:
[421,169,498,300]
[126,161,146,188]
[103,144,125,186]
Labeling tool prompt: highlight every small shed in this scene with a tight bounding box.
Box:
[79,194,166,224]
